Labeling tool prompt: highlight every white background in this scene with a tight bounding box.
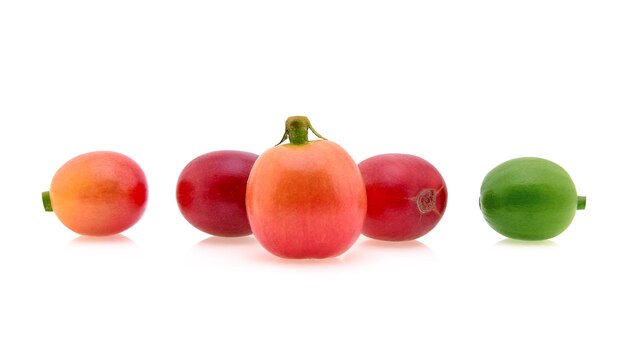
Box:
[1,1,625,361]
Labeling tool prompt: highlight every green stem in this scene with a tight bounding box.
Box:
[577,196,586,210]
[276,116,327,146]
[42,191,53,212]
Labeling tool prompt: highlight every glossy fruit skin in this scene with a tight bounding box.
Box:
[358,153,447,241]
[479,157,584,240]
[246,140,367,259]
[176,150,258,237]
[47,151,148,236]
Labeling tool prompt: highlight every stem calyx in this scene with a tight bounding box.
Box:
[42,191,53,212]
[276,116,327,146]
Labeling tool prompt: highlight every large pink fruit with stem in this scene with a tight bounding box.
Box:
[176,150,258,237]
[358,153,447,241]
[246,116,366,259]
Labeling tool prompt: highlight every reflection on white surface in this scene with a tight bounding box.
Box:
[344,237,435,263]
[68,234,136,246]
[190,236,436,266]
[356,238,433,253]
[194,235,257,249]
[192,235,349,266]
[64,234,140,260]
[190,235,267,265]
[253,251,348,267]
[496,238,558,248]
